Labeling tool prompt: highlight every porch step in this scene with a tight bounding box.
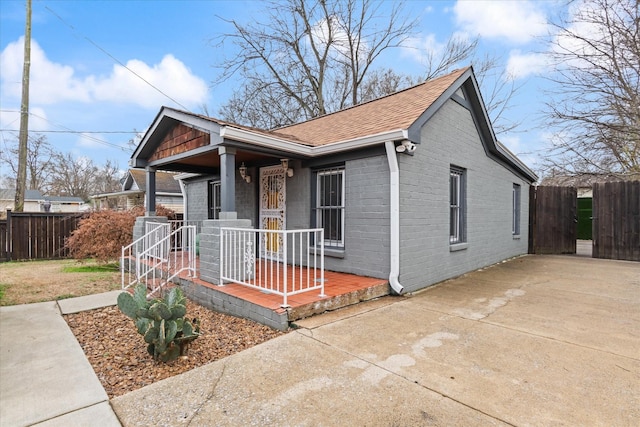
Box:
[175,274,390,331]
[287,281,390,322]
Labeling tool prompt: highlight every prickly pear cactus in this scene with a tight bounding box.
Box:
[117,284,199,362]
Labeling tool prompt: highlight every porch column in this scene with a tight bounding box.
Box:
[218,147,236,217]
[145,166,156,216]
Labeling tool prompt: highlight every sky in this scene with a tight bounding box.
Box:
[0,0,568,180]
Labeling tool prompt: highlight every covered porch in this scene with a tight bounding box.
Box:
[125,108,392,329]
[175,256,390,330]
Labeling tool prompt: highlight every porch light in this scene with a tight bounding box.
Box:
[239,162,251,183]
[281,159,294,177]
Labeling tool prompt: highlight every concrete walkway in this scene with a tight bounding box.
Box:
[2,255,638,426]
[110,255,639,426]
[0,291,122,427]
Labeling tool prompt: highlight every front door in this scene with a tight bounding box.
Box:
[259,165,286,259]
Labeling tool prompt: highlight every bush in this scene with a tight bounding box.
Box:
[66,205,175,263]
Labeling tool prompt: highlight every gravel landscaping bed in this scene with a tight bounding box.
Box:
[65,300,286,398]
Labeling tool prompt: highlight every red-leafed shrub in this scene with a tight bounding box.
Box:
[66,205,175,263]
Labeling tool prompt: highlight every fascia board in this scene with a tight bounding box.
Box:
[174,172,201,180]
[220,127,408,157]
[131,107,223,165]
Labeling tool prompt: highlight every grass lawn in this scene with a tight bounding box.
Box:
[0,259,121,306]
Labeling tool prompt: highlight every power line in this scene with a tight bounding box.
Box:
[0,129,137,134]
[2,111,132,151]
[44,5,191,112]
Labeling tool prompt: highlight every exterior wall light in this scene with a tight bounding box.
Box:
[281,159,294,177]
[239,162,251,183]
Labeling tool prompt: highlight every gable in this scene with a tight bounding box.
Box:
[150,123,210,162]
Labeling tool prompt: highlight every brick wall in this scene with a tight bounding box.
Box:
[185,177,211,222]
[397,99,530,292]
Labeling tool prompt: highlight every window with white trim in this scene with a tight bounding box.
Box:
[207,180,221,219]
[512,183,521,235]
[449,166,466,244]
[315,167,345,247]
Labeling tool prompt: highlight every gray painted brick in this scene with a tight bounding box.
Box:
[397,99,530,292]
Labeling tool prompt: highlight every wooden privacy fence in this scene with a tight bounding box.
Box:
[529,186,577,255]
[593,181,640,262]
[0,210,84,261]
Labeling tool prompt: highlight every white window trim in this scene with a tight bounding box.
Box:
[208,180,221,220]
[449,166,466,245]
[512,183,521,236]
[316,168,345,248]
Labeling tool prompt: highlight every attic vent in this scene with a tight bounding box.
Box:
[455,88,465,100]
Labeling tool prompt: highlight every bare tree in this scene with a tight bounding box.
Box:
[213,0,418,127]
[0,134,55,193]
[93,160,123,195]
[542,0,640,175]
[358,68,418,103]
[48,152,98,201]
[472,55,523,135]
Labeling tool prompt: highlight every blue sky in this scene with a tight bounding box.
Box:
[0,0,565,177]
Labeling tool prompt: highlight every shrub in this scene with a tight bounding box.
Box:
[66,205,175,263]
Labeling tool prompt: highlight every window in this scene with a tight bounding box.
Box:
[512,184,521,235]
[315,167,345,247]
[207,180,221,219]
[449,166,466,244]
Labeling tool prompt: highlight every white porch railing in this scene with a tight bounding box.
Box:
[121,223,197,296]
[220,227,325,307]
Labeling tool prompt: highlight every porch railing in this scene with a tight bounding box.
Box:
[220,227,325,307]
[121,223,197,296]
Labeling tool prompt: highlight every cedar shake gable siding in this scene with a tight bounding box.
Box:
[150,123,210,162]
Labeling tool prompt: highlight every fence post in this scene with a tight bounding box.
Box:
[6,209,12,261]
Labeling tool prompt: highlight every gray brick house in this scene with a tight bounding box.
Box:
[130,67,537,295]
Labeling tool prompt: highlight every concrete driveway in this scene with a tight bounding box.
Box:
[112,255,639,426]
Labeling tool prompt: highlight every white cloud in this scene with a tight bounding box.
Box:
[1,38,91,104]
[401,34,443,64]
[401,31,471,67]
[0,107,50,133]
[506,50,549,79]
[0,37,208,109]
[89,55,208,109]
[453,1,548,44]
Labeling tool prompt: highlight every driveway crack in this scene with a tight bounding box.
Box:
[185,362,226,426]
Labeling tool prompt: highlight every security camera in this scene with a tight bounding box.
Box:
[396,140,416,154]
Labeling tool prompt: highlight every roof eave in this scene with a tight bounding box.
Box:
[221,126,408,157]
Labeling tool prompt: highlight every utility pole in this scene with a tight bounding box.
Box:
[14,0,32,212]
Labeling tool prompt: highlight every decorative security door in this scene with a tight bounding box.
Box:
[259,166,286,259]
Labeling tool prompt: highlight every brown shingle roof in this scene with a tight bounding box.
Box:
[129,169,181,193]
[269,67,469,146]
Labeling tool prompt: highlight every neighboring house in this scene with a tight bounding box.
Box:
[0,189,85,216]
[91,169,184,213]
[130,67,537,294]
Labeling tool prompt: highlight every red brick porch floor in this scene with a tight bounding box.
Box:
[175,256,390,321]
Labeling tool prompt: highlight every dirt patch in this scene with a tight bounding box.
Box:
[65,300,286,398]
[0,260,121,306]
